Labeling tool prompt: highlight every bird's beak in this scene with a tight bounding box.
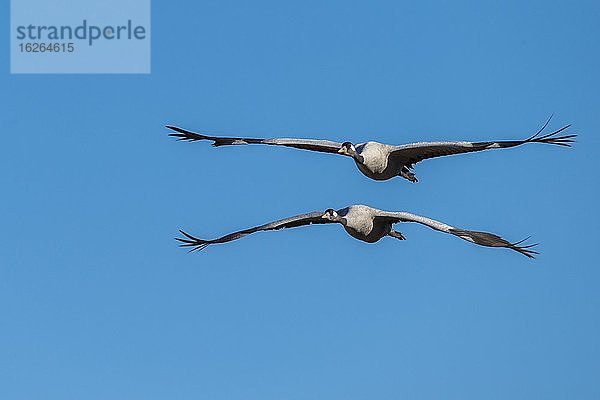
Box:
[321,214,329,219]
[337,148,346,154]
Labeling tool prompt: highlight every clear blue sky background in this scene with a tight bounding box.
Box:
[1,1,599,399]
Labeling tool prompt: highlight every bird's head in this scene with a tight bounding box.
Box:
[338,142,357,156]
[338,142,364,163]
[321,208,341,222]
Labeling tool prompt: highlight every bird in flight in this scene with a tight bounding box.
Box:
[167,117,575,183]
[176,204,538,258]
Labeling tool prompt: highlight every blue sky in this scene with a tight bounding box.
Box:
[1,0,599,398]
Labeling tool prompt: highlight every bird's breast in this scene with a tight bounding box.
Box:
[341,209,390,243]
[358,142,389,173]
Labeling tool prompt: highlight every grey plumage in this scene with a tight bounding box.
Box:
[167,117,575,182]
[176,205,538,258]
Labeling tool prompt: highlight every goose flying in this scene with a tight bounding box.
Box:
[167,118,575,182]
[176,205,538,258]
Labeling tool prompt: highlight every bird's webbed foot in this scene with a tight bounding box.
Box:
[389,230,406,241]
[399,167,418,183]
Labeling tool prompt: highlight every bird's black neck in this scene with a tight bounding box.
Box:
[353,153,365,164]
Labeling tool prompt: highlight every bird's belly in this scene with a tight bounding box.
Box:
[355,159,400,181]
[344,224,389,243]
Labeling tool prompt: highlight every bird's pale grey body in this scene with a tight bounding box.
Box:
[337,204,393,242]
[353,142,399,181]
[167,118,575,183]
[175,204,538,257]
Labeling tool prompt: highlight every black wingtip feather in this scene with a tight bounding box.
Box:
[166,126,210,142]
[525,118,577,147]
[175,230,211,252]
[529,114,554,140]
[449,229,539,258]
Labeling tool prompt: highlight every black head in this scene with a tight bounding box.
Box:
[338,142,357,155]
[321,208,341,221]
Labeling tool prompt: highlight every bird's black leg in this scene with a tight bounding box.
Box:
[399,166,418,183]
[389,229,406,241]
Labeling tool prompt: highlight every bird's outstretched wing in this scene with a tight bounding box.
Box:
[389,117,576,168]
[376,211,538,258]
[167,126,343,154]
[176,211,334,252]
